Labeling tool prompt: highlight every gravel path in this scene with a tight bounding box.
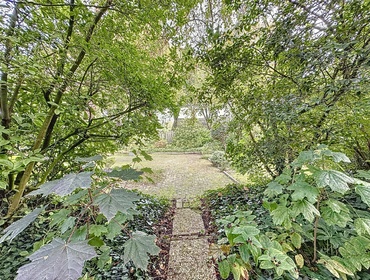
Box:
[113,153,233,199]
[113,152,231,280]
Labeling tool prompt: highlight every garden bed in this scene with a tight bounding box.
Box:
[201,183,370,280]
[0,194,174,280]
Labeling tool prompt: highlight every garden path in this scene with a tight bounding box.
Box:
[114,153,233,279]
[112,153,232,199]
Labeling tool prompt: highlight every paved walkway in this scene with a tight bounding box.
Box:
[167,202,217,280]
[114,153,233,279]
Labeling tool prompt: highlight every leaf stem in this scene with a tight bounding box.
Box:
[67,203,92,243]
[313,195,321,263]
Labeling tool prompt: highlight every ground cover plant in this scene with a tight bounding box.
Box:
[0,155,170,280]
[203,146,370,280]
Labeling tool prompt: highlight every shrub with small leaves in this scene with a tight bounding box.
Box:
[209,151,228,170]
[171,118,212,149]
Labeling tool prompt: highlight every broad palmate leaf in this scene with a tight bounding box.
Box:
[16,238,97,280]
[354,218,370,236]
[287,181,319,203]
[354,179,370,207]
[107,167,143,181]
[28,172,93,197]
[356,170,370,180]
[75,155,103,162]
[94,189,139,221]
[315,170,354,194]
[271,205,292,228]
[123,231,160,270]
[264,181,283,197]
[0,207,44,243]
[291,199,320,222]
[339,236,370,272]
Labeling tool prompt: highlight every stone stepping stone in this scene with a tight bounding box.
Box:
[168,205,217,280]
[172,208,205,236]
[168,237,215,280]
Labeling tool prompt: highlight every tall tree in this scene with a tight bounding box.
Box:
[198,0,370,176]
[0,0,197,216]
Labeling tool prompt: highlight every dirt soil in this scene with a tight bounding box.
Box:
[112,153,233,199]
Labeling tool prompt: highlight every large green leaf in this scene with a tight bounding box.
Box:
[321,206,351,228]
[339,236,370,271]
[94,189,139,221]
[89,225,108,237]
[315,170,354,194]
[28,172,93,197]
[355,180,370,207]
[218,259,231,279]
[356,170,370,180]
[287,181,319,203]
[0,207,44,243]
[354,218,370,236]
[271,205,292,227]
[16,238,97,280]
[325,199,349,213]
[291,232,302,249]
[0,155,13,169]
[318,257,354,278]
[106,213,128,240]
[292,150,315,167]
[321,149,351,163]
[232,226,260,237]
[50,209,72,228]
[123,231,160,270]
[291,199,320,222]
[264,181,284,197]
[75,155,103,162]
[107,167,143,181]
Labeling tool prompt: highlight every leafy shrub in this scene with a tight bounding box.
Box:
[171,119,212,149]
[209,151,229,170]
[201,140,224,154]
[0,156,163,280]
[208,146,370,279]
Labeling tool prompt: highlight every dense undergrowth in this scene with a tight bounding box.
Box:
[203,166,370,280]
[0,193,171,280]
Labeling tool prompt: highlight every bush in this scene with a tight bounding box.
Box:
[171,119,212,149]
[209,151,228,170]
[201,140,224,154]
[210,146,370,280]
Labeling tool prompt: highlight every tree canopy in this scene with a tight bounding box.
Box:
[195,0,370,177]
[0,0,195,215]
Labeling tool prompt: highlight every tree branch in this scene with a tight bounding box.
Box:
[1,3,18,138]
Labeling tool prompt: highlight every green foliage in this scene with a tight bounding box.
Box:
[209,151,229,170]
[0,0,199,216]
[171,118,212,149]
[217,211,298,279]
[15,238,97,280]
[0,207,44,243]
[27,172,93,197]
[93,189,139,222]
[207,146,370,279]
[197,0,370,177]
[263,146,370,278]
[0,158,163,280]
[123,231,160,270]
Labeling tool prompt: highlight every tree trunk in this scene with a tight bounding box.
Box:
[6,0,113,217]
